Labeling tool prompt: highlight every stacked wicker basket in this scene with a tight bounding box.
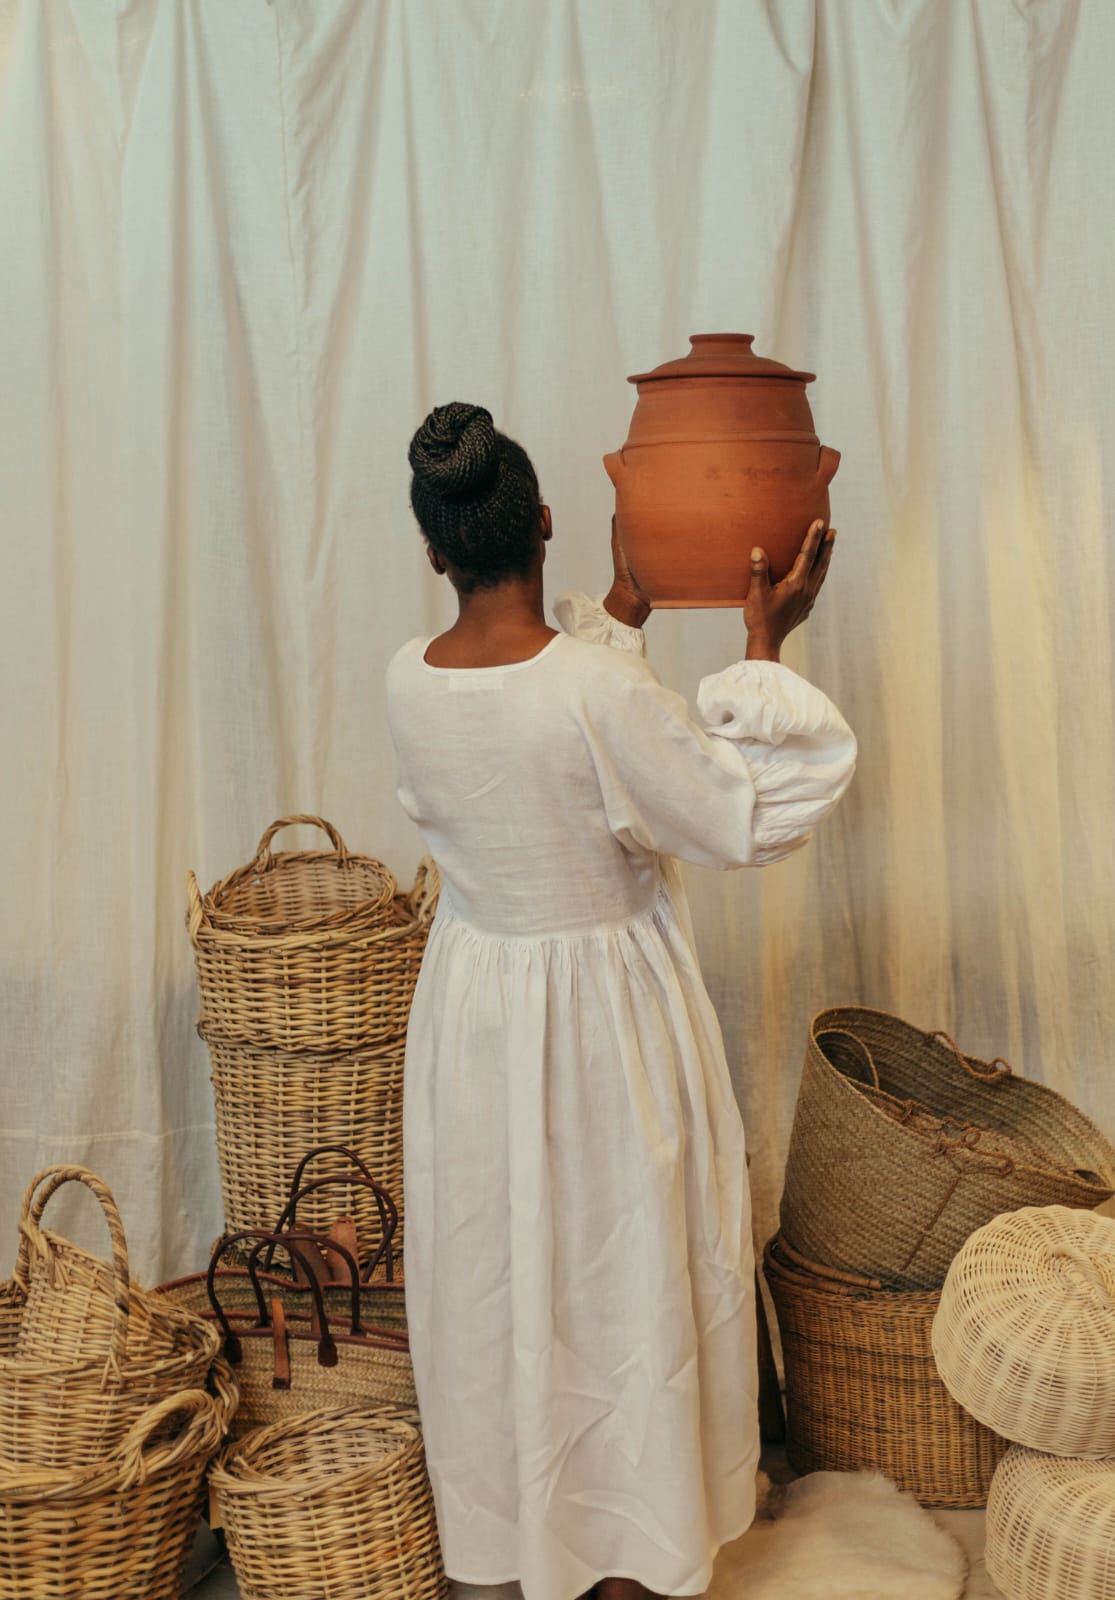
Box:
[766,1006,1115,1506]
[933,1205,1115,1600]
[188,815,438,1259]
[0,1164,235,1599]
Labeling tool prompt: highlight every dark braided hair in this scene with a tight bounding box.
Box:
[408,402,543,592]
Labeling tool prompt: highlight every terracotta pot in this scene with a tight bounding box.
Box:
[604,333,839,608]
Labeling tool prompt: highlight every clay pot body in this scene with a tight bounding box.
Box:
[604,334,839,608]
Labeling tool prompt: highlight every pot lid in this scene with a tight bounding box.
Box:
[629,333,815,385]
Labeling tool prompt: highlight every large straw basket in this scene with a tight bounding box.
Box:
[1,1166,220,1469]
[780,1007,1115,1289]
[206,1028,407,1247]
[161,1233,416,1440]
[986,1447,1115,1600]
[932,1205,1115,1457]
[763,1234,1006,1506]
[0,1360,238,1600]
[212,1407,447,1600]
[189,822,439,1053]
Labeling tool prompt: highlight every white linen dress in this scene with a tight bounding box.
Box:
[385,593,856,1600]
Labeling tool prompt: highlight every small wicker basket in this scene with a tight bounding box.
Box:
[780,1007,1115,1289]
[212,1407,447,1600]
[189,823,438,1054]
[0,1166,220,1469]
[986,1446,1115,1600]
[932,1205,1115,1458]
[763,1233,1007,1506]
[0,1360,238,1600]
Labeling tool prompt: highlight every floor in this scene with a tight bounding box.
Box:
[184,1443,1006,1598]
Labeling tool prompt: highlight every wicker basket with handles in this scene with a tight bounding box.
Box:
[188,818,439,1053]
[763,1233,1006,1506]
[780,1007,1115,1289]
[1,1165,220,1470]
[932,1205,1115,1457]
[212,1406,447,1600]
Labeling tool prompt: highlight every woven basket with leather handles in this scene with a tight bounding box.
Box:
[0,1166,220,1470]
[212,1406,447,1600]
[188,817,439,1052]
[764,1233,1007,1506]
[780,1006,1115,1289]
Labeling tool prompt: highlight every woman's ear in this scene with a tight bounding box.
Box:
[425,541,447,576]
[540,504,553,542]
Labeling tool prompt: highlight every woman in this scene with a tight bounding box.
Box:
[386,402,856,1600]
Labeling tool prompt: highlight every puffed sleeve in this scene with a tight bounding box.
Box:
[581,648,857,870]
[553,591,647,656]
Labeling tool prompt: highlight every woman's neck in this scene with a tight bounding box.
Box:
[424,573,557,668]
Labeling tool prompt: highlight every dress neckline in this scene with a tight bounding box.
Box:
[418,633,564,675]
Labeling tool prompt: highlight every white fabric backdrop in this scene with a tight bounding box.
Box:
[1,0,1112,1279]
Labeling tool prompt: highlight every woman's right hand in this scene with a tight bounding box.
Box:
[604,515,652,628]
[744,520,836,662]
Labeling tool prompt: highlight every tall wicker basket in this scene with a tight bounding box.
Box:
[780,1007,1115,1289]
[763,1234,1007,1506]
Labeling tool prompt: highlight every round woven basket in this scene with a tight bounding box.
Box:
[212,1407,447,1600]
[763,1233,1007,1506]
[932,1205,1115,1457]
[205,1030,408,1249]
[201,816,398,936]
[986,1446,1115,1600]
[189,837,438,1054]
[0,1360,238,1600]
[780,1007,1115,1289]
[1,1166,220,1470]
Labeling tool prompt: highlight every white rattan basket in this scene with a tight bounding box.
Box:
[986,1446,1115,1600]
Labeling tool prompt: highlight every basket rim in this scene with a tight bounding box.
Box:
[211,1404,419,1498]
[762,1233,943,1307]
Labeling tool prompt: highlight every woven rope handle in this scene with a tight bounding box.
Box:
[114,1386,223,1490]
[929,1030,1012,1081]
[253,815,349,871]
[408,856,441,925]
[15,1165,131,1370]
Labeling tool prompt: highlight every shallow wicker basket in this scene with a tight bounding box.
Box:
[205,1030,407,1247]
[932,1205,1115,1458]
[763,1233,1007,1506]
[986,1446,1115,1600]
[189,823,438,1054]
[0,1360,238,1600]
[1,1166,220,1469]
[212,1407,447,1600]
[780,1007,1115,1289]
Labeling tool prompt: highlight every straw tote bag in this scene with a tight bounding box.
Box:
[780,1006,1115,1289]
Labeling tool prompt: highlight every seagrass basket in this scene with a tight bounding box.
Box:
[763,1234,1007,1506]
[212,1407,447,1600]
[206,1029,407,1248]
[932,1205,1115,1457]
[189,822,438,1053]
[0,1360,238,1600]
[160,1233,415,1441]
[0,1166,220,1469]
[986,1447,1115,1600]
[780,1007,1115,1289]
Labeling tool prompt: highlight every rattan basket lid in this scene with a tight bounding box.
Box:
[932,1205,1115,1457]
[987,1446,1115,1600]
[199,816,397,936]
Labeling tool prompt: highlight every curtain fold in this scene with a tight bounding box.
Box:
[1,0,1111,1277]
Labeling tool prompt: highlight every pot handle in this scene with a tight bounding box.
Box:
[603,450,625,488]
[816,445,840,487]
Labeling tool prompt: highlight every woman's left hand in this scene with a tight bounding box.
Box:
[604,515,652,628]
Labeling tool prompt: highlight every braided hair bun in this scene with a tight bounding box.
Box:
[408,402,543,592]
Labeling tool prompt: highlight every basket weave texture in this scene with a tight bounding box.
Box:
[780,1007,1115,1289]
[986,1446,1115,1600]
[932,1204,1115,1457]
[763,1233,1007,1506]
[0,1166,220,1469]
[212,1406,447,1600]
[206,1030,407,1247]
[0,1360,238,1600]
[188,817,438,1053]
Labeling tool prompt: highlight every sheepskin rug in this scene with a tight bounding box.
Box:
[448,1470,968,1600]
